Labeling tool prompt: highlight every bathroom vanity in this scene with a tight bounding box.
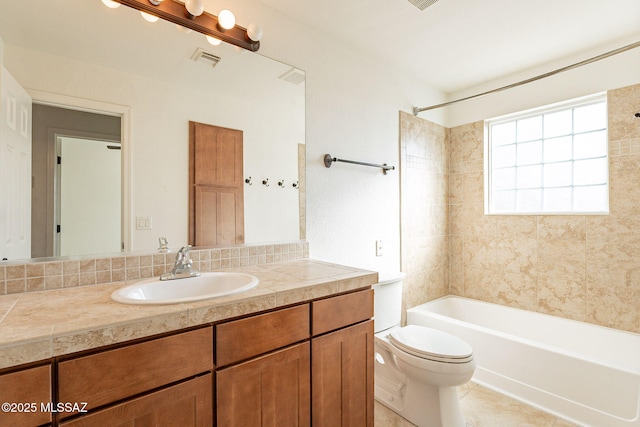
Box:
[0,260,376,426]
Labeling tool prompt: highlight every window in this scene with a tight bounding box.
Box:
[485,94,608,214]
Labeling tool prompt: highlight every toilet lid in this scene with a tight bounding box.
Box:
[389,325,473,363]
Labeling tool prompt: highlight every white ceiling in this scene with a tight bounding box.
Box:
[1,0,638,97]
[257,0,640,94]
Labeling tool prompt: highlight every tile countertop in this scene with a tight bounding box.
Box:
[0,259,377,370]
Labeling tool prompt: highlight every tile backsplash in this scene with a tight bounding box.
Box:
[0,241,309,296]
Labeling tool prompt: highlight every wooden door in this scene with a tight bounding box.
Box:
[0,65,32,260]
[60,374,213,427]
[189,122,244,246]
[312,320,374,427]
[217,343,310,427]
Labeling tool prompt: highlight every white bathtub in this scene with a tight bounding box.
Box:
[407,296,640,427]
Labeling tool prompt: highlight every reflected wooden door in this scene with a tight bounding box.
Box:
[189,122,244,246]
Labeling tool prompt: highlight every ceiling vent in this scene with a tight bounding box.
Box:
[191,48,222,68]
[279,68,305,85]
[407,0,439,11]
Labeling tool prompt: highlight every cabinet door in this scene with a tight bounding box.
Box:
[217,342,310,427]
[60,374,212,427]
[0,364,51,427]
[312,320,374,427]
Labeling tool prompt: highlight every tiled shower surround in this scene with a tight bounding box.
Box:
[0,241,309,296]
[402,83,640,334]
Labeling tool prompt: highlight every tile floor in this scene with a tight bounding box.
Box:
[374,381,582,427]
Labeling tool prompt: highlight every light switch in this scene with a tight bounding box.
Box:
[136,216,153,230]
[376,240,383,257]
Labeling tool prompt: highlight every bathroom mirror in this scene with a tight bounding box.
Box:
[0,0,305,261]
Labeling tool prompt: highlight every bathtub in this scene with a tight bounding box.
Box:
[407,296,640,427]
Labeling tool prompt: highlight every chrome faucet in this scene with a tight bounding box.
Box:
[160,245,200,281]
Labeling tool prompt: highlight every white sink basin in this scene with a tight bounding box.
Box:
[111,272,259,305]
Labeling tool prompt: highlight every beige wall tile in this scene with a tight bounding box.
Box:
[490,237,537,275]
[462,171,484,205]
[6,265,25,280]
[26,263,44,278]
[537,273,586,321]
[494,216,537,238]
[537,216,586,241]
[400,113,450,316]
[608,84,640,142]
[587,284,640,333]
[440,83,640,333]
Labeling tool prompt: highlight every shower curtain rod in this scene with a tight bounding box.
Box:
[413,40,640,115]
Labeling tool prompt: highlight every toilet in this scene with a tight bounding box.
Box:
[373,273,475,427]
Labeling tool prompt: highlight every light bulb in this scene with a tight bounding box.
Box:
[218,9,236,30]
[140,11,159,22]
[185,0,204,17]
[246,23,263,42]
[101,0,121,8]
[176,24,192,34]
[206,36,222,46]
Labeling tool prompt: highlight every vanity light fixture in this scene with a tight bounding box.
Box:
[217,9,236,30]
[184,0,204,18]
[246,23,263,42]
[108,0,261,51]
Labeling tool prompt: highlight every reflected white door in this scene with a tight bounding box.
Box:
[0,66,31,260]
[56,137,121,256]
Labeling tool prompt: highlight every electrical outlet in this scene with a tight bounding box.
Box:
[376,240,383,257]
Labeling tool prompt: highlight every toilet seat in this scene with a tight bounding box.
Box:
[388,325,473,364]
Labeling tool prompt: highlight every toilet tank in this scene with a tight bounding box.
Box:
[372,272,405,333]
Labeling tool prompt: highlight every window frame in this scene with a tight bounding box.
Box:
[484,93,609,215]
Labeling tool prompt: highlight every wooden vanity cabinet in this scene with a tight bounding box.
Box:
[214,288,374,427]
[0,363,52,427]
[215,304,311,426]
[311,289,375,427]
[7,287,374,427]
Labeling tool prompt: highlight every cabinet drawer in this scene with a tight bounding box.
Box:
[216,304,309,366]
[312,289,373,336]
[60,374,213,427]
[58,326,213,413]
[0,364,51,427]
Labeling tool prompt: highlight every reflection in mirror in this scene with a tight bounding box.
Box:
[0,0,305,262]
[32,104,122,259]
